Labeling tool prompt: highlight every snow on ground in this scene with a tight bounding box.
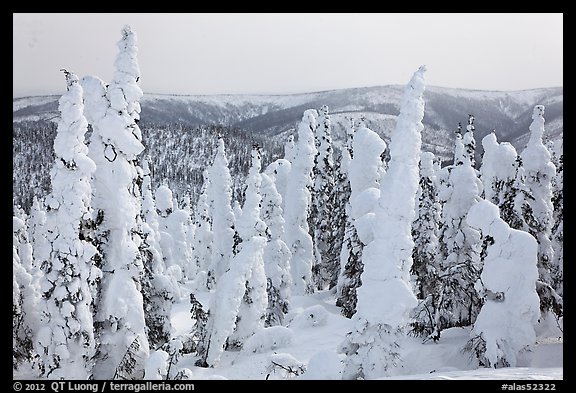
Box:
[171,281,562,380]
[383,367,563,380]
[14,280,562,380]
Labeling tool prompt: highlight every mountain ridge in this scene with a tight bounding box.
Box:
[13,85,563,150]
[12,84,563,101]
[13,84,563,211]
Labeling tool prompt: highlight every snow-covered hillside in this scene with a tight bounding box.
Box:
[12,85,563,212]
[165,282,562,380]
[14,280,563,380]
[13,84,563,152]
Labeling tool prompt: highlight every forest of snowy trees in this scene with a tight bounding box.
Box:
[13,26,563,380]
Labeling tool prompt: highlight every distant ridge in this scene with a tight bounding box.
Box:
[13,85,562,159]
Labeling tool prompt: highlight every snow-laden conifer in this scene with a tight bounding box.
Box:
[81,26,149,379]
[35,71,100,379]
[467,200,540,368]
[520,106,556,291]
[410,151,443,339]
[311,105,339,290]
[261,172,292,326]
[228,146,268,349]
[206,138,236,289]
[283,110,318,295]
[340,66,425,379]
[336,122,386,318]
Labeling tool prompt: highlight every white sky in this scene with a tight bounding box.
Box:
[13,13,563,97]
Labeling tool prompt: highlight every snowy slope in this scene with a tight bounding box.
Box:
[169,281,562,380]
[12,85,563,212]
[13,85,563,148]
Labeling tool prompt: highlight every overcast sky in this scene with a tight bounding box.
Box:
[13,13,563,97]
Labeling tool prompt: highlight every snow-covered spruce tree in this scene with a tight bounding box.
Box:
[335,118,356,310]
[466,200,540,368]
[34,71,101,379]
[348,122,388,245]
[81,26,149,379]
[283,109,319,295]
[199,237,268,367]
[336,218,363,319]
[183,293,209,361]
[13,205,36,276]
[519,106,558,316]
[547,139,563,296]
[336,122,387,319]
[156,184,193,277]
[311,105,339,290]
[435,122,484,334]
[464,115,476,167]
[206,137,236,290]
[329,122,353,291]
[183,193,196,264]
[13,215,41,372]
[284,134,297,163]
[28,197,49,276]
[479,132,527,230]
[453,122,465,165]
[190,169,213,288]
[410,151,443,340]
[139,159,176,350]
[227,145,268,349]
[170,218,193,287]
[340,66,425,379]
[155,185,176,269]
[235,145,268,248]
[264,158,292,213]
[261,172,292,326]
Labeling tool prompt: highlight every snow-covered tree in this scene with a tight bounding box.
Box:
[548,139,563,295]
[335,118,356,310]
[466,200,540,368]
[435,122,484,334]
[156,185,176,269]
[311,105,339,290]
[347,123,387,245]
[190,169,213,288]
[185,293,209,362]
[227,145,268,349]
[13,205,35,275]
[81,25,149,379]
[156,184,193,277]
[261,172,292,326]
[336,122,386,318]
[284,134,297,163]
[283,110,318,295]
[520,106,558,315]
[226,248,268,350]
[410,151,443,339]
[206,137,236,290]
[464,115,476,167]
[34,71,101,379]
[340,66,425,379]
[13,215,41,372]
[200,237,268,367]
[139,159,176,350]
[329,118,353,291]
[264,158,291,213]
[28,197,49,275]
[479,132,527,230]
[236,145,268,244]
